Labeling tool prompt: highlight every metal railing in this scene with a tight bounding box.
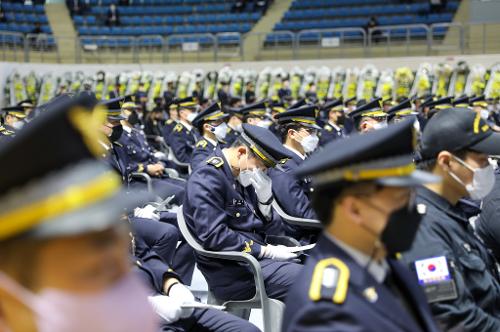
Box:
[0,22,499,63]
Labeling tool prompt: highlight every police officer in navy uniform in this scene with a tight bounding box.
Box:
[167,97,200,164]
[319,99,345,146]
[224,106,243,146]
[402,107,500,331]
[348,98,389,133]
[240,100,271,128]
[1,105,27,135]
[387,99,418,123]
[283,119,441,332]
[162,102,179,143]
[190,102,229,171]
[183,124,302,302]
[268,105,320,242]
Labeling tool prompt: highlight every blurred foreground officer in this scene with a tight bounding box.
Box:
[283,119,441,332]
[349,98,388,133]
[190,102,229,170]
[402,107,500,331]
[183,124,302,302]
[0,94,157,332]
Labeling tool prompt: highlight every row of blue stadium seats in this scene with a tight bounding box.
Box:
[78,23,252,35]
[80,34,240,47]
[82,0,227,5]
[0,24,52,34]
[284,2,458,20]
[275,13,454,31]
[4,13,49,24]
[1,3,45,13]
[73,13,261,26]
[265,26,449,43]
[89,4,231,15]
[0,33,56,46]
[291,0,392,8]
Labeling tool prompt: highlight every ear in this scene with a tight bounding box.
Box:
[341,196,363,225]
[436,151,452,172]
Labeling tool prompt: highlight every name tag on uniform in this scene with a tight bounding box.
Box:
[414,256,458,303]
[232,199,245,206]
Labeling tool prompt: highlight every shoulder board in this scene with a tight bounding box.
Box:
[309,257,349,304]
[166,119,174,125]
[226,127,232,134]
[174,123,184,133]
[113,142,123,147]
[324,125,333,132]
[196,139,208,149]
[280,158,289,164]
[206,156,224,168]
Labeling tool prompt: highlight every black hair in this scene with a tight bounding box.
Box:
[278,122,303,143]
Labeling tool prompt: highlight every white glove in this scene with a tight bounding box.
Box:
[259,245,298,261]
[148,295,183,324]
[154,151,167,160]
[134,204,160,221]
[168,283,196,318]
[250,169,273,204]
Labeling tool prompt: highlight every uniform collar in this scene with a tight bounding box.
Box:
[417,186,469,225]
[328,121,341,131]
[324,232,388,284]
[122,124,132,134]
[284,144,306,161]
[203,135,217,147]
[180,120,193,132]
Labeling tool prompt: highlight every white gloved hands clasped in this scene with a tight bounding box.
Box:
[259,244,298,261]
[168,283,196,318]
[148,295,183,324]
[249,169,273,204]
[134,204,160,221]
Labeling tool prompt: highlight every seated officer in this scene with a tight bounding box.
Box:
[425,97,453,120]
[99,99,185,202]
[162,102,179,142]
[342,97,357,134]
[349,98,388,133]
[183,124,302,302]
[268,105,320,242]
[225,106,243,146]
[387,99,418,123]
[0,93,157,331]
[135,248,260,332]
[1,105,27,134]
[190,102,229,170]
[402,107,500,331]
[283,119,441,332]
[319,98,345,146]
[240,100,272,128]
[168,97,200,164]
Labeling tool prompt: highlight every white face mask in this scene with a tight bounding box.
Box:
[448,155,496,200]
[12,120,25,130]
[296,131,319,153]
[186,112,197,123]
[237,155,253,187]
[257,119,272,129]
[480,109,490,120]
[372,120,388,130]
[210,122,228,141]
[0,271,158,332]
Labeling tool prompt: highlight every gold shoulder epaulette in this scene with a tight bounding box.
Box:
[309,258,349,304]
[324,125,333,132]
[174,123,184,133]
[196,139,208,149]
[206,156,224,168]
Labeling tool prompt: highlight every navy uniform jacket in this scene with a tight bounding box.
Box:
[283,234,440,332]
[402,186,500,332]
[225,126,240,146]
[268,150,318,241]
[319,122,344,146]
[168,122,198,163]
[162,119,177,144]
[183,148,285,299]
[119,127,158,173]
[101,140,130,183]
[190,138,218,171]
